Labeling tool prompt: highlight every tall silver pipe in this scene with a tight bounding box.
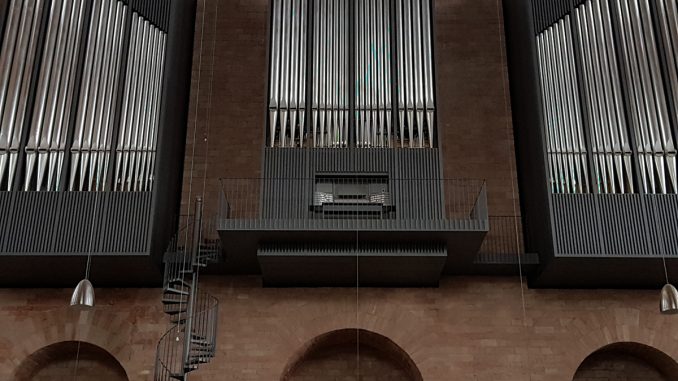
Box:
[538,34,557,192]
[289,0,299,148]
[579,5,608,193]
[0,0,23,171]
[318,0,326,147]
[615,0,651,193]
[422,0,434,148]
[412,0,424,148]
[147,34,167,191]
[137,27,158,191]
[101,3,126,191]
[546,27,567,193]
[312,0,319,147]
[71,0,102,190]
[384,0,393,148]
[53,0,85,191]
[396,0,405,147]
[43,0,75,191]
[280,0,291,147]
[563,15,590,192]
[558,19,583,192]
[404,0,414,147]
[640,0,674,193]
[131,21,151,191]
[26,0,63,191]
[551,20,577,193]
[269,0,282,147]
[298,0,307,148]
[116,14,140,191]
[658,0,678,191]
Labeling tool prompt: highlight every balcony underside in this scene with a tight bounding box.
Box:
[532,194,678,288]
[216,219,489,285]
[0,254,162,287]
[0,191,162,286]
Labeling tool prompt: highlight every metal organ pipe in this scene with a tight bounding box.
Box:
[656,0,678,192]
[268,0,434,149]
[536,0,678,194]
[0,0,45,190]
[115,12,166,192]
[537,16,590,194]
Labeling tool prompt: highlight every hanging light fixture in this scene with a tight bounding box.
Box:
[70,191,101,309]
[659,257,678,315]
[70,278,95,308]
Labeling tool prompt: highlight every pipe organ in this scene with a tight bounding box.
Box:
[0,0,46,191]
[0,0,168,192]
[537,0,678,194]
[268,0,436,149]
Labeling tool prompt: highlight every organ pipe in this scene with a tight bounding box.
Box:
[268,0,435,149]
[0,0,45,190]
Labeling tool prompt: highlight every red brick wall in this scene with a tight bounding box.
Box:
[15,342,128,381]
[3,277,678,381]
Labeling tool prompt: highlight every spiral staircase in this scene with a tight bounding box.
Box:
[155,198,220,381]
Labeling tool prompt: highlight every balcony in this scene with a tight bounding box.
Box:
[216,177,488,286]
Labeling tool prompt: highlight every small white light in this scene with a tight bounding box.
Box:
[70,279,95,309]
[660,284,678,315]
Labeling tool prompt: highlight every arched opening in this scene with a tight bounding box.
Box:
[573,342,678,381]
[14,341,128,381]
[282,328,423,381]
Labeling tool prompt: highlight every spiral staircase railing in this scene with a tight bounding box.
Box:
[154,198,220,381]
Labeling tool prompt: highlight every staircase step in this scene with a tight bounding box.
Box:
[162,297,188,305]
[187,357,211,365]
[165,287,190,296]
[170,372,186,380]
[167,279,192,288]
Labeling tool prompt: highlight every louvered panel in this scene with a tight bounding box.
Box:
[650,194,678,256]
[0,192,152,254]
[551,194,602,255]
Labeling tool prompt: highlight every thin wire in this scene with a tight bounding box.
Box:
[495,0,526,325]
[662,256,670,284]
[185,0,209,245]
[201,0,219,203]
[84,189,102,279]
[72,340,82,381]
[355,229,360,379]
[177,0,209,334]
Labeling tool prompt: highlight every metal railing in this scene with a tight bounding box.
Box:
[154,291,218,381]
[155,198,219,381]
[476,216,538,265]
[218,177,487,223]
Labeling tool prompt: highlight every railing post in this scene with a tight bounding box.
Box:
[182,196,203,370]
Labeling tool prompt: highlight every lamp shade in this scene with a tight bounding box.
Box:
[660,283,678,315]
[70,279,95,308]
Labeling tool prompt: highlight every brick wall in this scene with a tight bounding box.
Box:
[2,277,678,381]
[181,0,522,222]
[15,342,128,381]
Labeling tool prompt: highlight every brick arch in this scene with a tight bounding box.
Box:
[554,309,678,379]
[6,306,146,379]
[281,328,424,381]
[571,342,678,381]
[13,340,129,381]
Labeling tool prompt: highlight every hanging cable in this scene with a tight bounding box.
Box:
[496,0,530,379]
